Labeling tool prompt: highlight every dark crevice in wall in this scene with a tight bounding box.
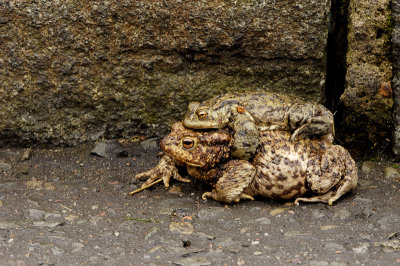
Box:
[325,0,350,113]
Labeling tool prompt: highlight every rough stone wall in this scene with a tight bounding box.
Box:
[339,0,393,150]
[0,1,330,145]
[392,1,400,155]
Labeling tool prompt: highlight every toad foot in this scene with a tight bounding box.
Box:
[202,191,254,203]
[135,155,190,188]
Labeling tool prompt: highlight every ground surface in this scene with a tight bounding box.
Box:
[0,140,399,265]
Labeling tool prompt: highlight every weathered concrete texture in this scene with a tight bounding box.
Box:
[339,0,393,149]
[392,1,400,155]
[0,1,330,145]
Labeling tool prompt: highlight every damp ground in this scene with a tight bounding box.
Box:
[0,141,399,265]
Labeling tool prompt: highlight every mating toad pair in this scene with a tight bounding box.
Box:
[135,92,357,205]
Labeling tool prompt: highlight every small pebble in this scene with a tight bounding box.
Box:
[44,212,62,221]
[51,247,64,256]
[168,185,182,194]
[25,180,43,190]
[0,162,11,171]
[19,164,31,175]
[71,243,84,253]
[361,161,377,173]
[333,208,352,221]
[90,140,126,158]
[196,232,216,240]
[33,221,64,228]
[321,225,338,231]
[197,207,225,219]
[214,237,242,253]
[27,209,46,221]
[240,227,249,234]
[173,256,211,266]
[309,261,329,266]
[354,197,373,204]
[20,148,32,161]
[352,243,369,253]
[384,167,400,179]
[140,138,158,151]
[169,222,194,235]
[325,242,345,251]
[44,182,56,191]
[254,217,271,225]
[312,210,326,220]
[145,226,159,240]
[269,208,286,216]
[377,239,400,252]
[0,221,19,229]
[65,215,78,221]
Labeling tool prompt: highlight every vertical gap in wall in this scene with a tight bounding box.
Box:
[324,0,350,112]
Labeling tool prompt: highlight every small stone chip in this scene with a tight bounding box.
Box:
[0,162,12,171]
[65,215,78,221]
[44,182,56,191]
[196,232,216,240]
[384,167,400,179]
[320,225,338,230]
[144,226,159,240]
[174,256,211,266]
[168,185,182,194]
[269,208,286,216]
[20,148,32,161]
[169,222,194,235]
[352,243,369,253]
[361,161,378,173]
[25,180,43,190]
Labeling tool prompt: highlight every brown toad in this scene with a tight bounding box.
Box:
[183,92,334,160]
[136,122,357,205]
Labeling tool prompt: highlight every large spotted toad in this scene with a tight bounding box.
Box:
[183,92,334,160]
[136,122,357,205]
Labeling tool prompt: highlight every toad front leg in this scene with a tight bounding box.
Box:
[135,155,191,188]
[202,160,257,203]
[230,112,259,161]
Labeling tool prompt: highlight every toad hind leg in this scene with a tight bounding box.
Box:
[202,191,254,203]
[290,117,334,143]
[294,175,356,205]
[295,146,358,205]
[201,160,256,204]
[294,190,335,205]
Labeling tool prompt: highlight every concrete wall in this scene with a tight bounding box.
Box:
[0,1,330,145]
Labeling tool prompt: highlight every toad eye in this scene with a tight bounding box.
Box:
[182,138,195,149]
[197,110,208,119]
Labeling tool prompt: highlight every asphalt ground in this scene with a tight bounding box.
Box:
[0,141,399,265]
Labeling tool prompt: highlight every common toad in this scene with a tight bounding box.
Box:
[136,122,357,205]
[183,92,334,160]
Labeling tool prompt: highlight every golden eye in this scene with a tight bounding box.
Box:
[197,110,207,119]
[182,138,195,149]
